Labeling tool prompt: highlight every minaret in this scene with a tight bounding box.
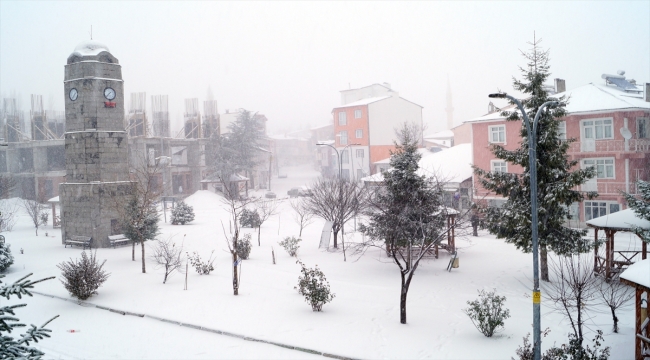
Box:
[445,76,454,130]
[60,40,133,248]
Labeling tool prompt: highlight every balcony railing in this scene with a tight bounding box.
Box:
[568,139,650,154]
[581,181,639,195]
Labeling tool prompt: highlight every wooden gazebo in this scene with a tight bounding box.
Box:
[586,209,648,280]
[621,259,650,360]
[47,196,60,228]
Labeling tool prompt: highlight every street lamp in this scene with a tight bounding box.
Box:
[489,92,564,360]
[316,141,360,179]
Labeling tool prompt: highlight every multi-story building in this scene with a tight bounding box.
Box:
[469,74,650,226]
[331,83,423,179]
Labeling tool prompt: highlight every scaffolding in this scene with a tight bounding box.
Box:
[45,110,65,139]
[127,92,148,137]
[183,98,201,139]
[2,98,28,143]
[202,99,219,139]
[151,95,170,138]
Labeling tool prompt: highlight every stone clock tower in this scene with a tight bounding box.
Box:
[60,41,133,248]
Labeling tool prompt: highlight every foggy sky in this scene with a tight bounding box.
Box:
[1,1,649,136]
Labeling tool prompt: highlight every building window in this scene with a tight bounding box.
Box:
[338,112,347,126]
[584,201,620,221]
[341,150,349,164]
[582,158,614,178]
[339,131,348,145]
[487,199,506,208]
[354,109,362,119]
[558,121,567,140]
[637,117,649,138]
[356,149,364,158]
[582,118,613,140]
[355,129,363,138]
[489,125,505,143]
[356,169,363,179]
[491,160,507,173]
[341,169,350,180]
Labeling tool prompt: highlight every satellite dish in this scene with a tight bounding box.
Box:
[620,127,632,140]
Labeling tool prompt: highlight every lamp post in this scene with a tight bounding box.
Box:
[316,141,360,179]
[488,92,563,360]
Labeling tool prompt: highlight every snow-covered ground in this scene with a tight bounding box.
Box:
[2,164,637,359]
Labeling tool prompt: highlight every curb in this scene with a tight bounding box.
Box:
[32,291,356,360]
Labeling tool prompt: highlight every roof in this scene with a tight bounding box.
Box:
[586,208,650,231]
[424,130,454,139]
[334,96,391,108]
[464,81,649,124]
[71,40,111,57]
[362,144,473,184]
[621,259,650,288]
[340,83,392,93]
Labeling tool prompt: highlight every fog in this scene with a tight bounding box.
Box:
[1,1,648,135]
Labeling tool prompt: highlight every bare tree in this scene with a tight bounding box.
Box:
[219,175,257,296]
[303,178,367,251]
[543,254,600,345]
[0,200,19,232]
[598,275,635,333]
[150,236,184,284]
[21,199,47,236]
[290,198,315,237]
[254,198,280,246]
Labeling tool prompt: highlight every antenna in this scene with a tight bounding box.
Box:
[90,25,93,40]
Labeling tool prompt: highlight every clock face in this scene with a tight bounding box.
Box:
[104,87,116,100]
[69,88,78,101]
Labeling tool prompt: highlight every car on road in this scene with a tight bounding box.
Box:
[265,191,277,199]
[287,186,312,198]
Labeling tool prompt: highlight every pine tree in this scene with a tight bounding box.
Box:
[171,201,195,225]
[623,180,650,242]
[0,242,13,272]
[474,36,596,281]
[122,197,160,273]
[360,123,448,324]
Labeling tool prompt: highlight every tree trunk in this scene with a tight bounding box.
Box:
[232,252,239,295]
[141,240,146,273]
[400,273,411,324]
[35,226,38,236]
[540,245,549,282]
[132,241,135,261]
[257,226,261,246]
[332,229,338,248]
[610,305,619,333]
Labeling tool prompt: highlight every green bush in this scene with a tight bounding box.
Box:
[0,242,13,272]
[57,251,110,301]
[236,233,252,260]
[295,260,335,311]
[464,289,510,337]
[240,209,261,228]
[279,236,301,257]
[171,201,195,225]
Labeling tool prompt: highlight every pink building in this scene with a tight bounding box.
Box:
[468,75,650,225]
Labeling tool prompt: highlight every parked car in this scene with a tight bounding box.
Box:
[265,191,277,199]
[288,186,312,198]
[299,186,313,197]
[287,187,301,198]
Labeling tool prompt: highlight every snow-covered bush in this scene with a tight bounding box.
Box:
[171,201,195,225]
[57,251,110,301]
[188,251,215,275]
[0,201,19,232]
[0,242,13,272]
[464,289,510,337]
[513,330,610,360]
[0,273,58,359]
[40,212,49,226]
[279,236,301,257]
[240,208,261,228]
[295,260,335,312]
[236,233,252,260]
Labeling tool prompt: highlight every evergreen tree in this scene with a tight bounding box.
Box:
[171,201,195,225]
[0,242,13,272]
[0,273,58,359]
[623,180,650,242]
[360,124,448,324]
[474,37,596,281]
[122,197,160,273]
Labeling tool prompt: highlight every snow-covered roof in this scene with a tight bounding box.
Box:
[586,208,650,231]
[362,144,473,185]
[335,96,391,108]
[464,81,649,124]
[71,40,111,57]
[621,259,650,288]
[47,196,59,203]
[424,130,454,139]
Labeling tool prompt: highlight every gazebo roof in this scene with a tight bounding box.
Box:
[621,259,650,289]
[586,208,650,231]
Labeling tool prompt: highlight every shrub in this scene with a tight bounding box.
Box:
[40,212,49,226]
[295,260,335,311]
[464,289,510,337]
[0,242,13,272]
[57,251,110,301]
[240,208,261,228]
[512,330,610,360]
[236,233,252,260]
[171,201,195,225]
[279,236,301,257]
[188,251,215,275]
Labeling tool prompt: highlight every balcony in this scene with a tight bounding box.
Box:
[568,138,650,154]
[581,181,639,195]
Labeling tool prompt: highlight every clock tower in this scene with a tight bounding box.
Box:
[60,40,133,248]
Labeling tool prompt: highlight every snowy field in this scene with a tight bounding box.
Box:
[2,164,637,359]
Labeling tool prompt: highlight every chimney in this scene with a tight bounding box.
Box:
[646,83,650,102]
[554,78,566,94]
